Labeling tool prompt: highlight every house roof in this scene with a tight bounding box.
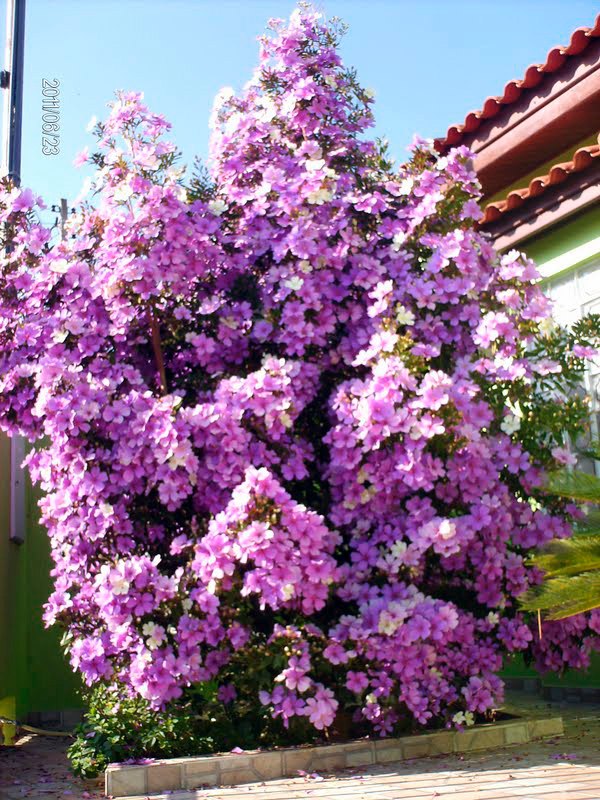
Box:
[481,135,600,224]
[435,14,600,152]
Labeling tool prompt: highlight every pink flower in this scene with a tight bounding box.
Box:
[304,686,338,730]
[73,147,89,167]
[346,671,369,693]
[217,683,237,704]
[10,187,36,212]
[551,446,577,467]
[572,344,597,359]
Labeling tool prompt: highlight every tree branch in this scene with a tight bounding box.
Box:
[149,310,168,394]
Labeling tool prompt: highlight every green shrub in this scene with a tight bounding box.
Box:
[68,685,215,778]
[68,676,317,778]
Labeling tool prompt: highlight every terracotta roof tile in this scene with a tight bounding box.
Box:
[481,135,600,224]
[436,14,600,152]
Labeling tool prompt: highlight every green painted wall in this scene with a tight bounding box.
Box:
[0,437,80,722]
[0,435,21,736]
[20,479,82,714]
[524,205,600,278]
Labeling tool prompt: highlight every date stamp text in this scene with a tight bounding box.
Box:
[42,79,60,155]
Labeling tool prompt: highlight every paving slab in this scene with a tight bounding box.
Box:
[1,692,600,800]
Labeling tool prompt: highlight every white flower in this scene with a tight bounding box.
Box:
[168,441,192,469]
[500,413,521,436]
[395,304,415,326]
[142,622,164,650]
[361,486,376,504]
[436,519,455,540]
[284,276,304,292]
[324,75,337,88]
[365,693,377,705]
[539,317,557,337]
[486,612,500,626]
[364,88,376,100]
[99,502,113,518]
[280,411,293,428]
[399,177,414,196]
[50,258,69,274]
[391,232,406,252]
[166,166,186,181]
[255,181,272,198]
[52,329,68,343]
[208,199,228,216]
[306,187,334,205]
[299,260,312,274]
[280,95,296,116]
[182,598,193,612]
[113,182,133,203]
[305,158,325,172]
[258,96,277,123]
[85,115,98,133]
[452,711,474,727]
[281,584,295,601]
[224,112,241,136]
[389,540,407,561]
[378,611,399,635]
[109,574,129,596]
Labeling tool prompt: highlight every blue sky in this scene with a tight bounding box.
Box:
[6,0,599,227]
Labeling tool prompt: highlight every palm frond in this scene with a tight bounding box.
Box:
[530,535,600,578]
[578,441,600,462]
[573,509,600,535]
[546,469,600,502]
[520,571,600,620]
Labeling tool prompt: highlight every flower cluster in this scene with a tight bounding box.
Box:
[0,7,598,736]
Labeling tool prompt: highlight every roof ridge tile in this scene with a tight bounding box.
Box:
[481,135,600,224]
[437,14,600,151]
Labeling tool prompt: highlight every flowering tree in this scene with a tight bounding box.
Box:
[1,7,599,739]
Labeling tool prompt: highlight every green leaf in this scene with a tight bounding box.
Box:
[574,509,600,535]
[578,441,600,462]
[546,469,600,502]
[520,571,600,619]
[530,535,600,578]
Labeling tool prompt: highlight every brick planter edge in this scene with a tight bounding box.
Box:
[105,714,563,798]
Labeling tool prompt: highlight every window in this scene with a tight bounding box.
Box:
[545,259,600,475]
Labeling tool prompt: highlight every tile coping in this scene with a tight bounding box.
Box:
[105,714,563,798]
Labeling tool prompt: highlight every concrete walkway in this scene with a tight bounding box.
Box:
[1,694,599,800]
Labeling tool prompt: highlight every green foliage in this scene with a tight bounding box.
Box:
[546,470,600,503]
[68,685,215,779]
[521,570,600,620]
[68,666,320,779]
[520,434,600,620]
[187,157,215,203]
